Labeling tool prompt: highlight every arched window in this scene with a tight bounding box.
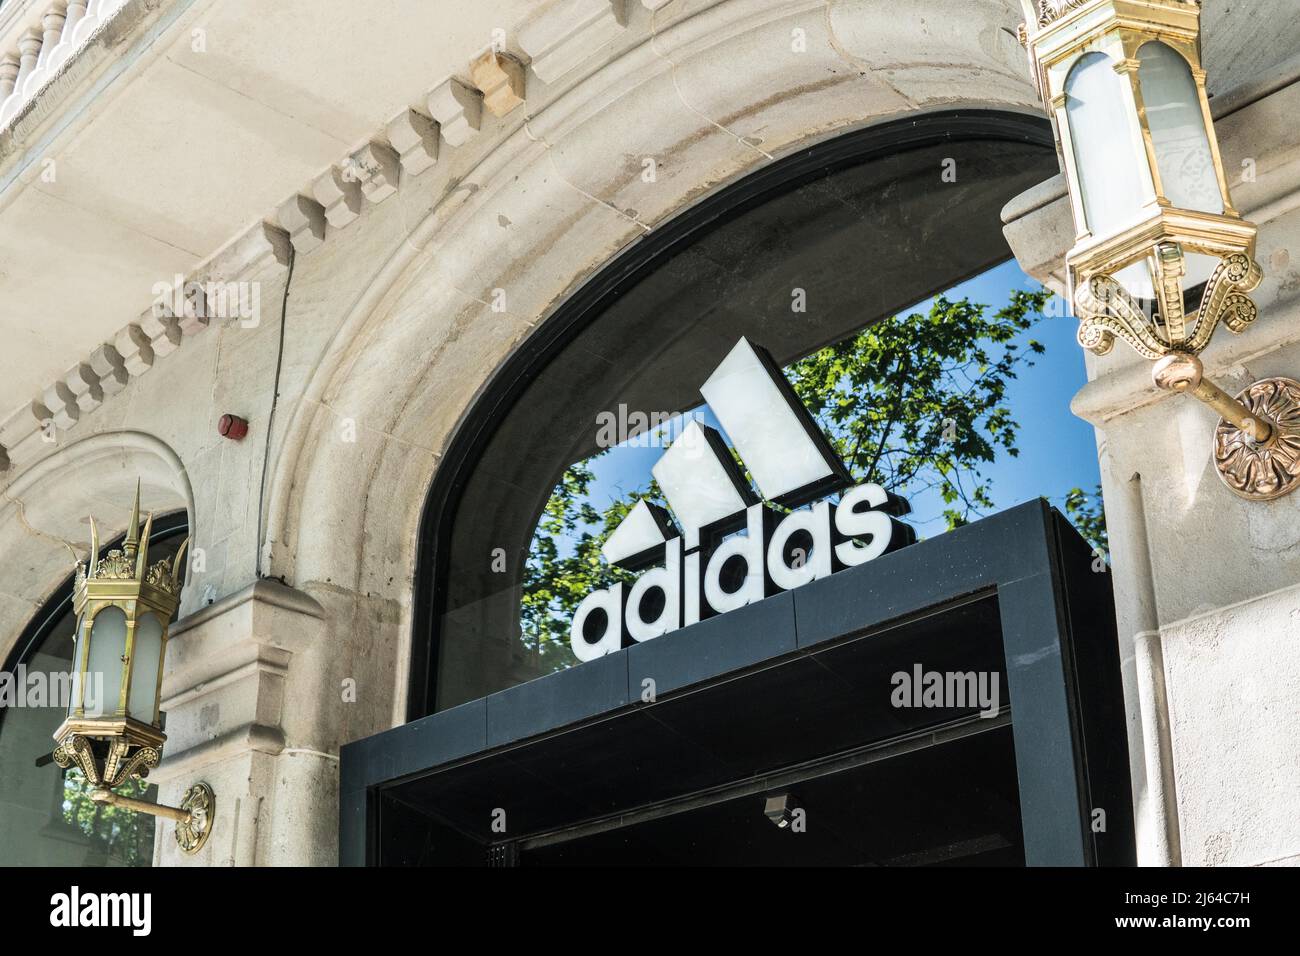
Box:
[0,512,188,866]
[410,111,1094,719]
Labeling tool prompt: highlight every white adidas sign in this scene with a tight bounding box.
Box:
[570,337,914,662]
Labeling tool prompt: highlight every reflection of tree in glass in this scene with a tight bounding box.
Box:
[522,288,1091,663]
[1064,483,1108,556]
[62,770,156,866]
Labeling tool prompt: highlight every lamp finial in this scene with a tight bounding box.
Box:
[123,479,142,559]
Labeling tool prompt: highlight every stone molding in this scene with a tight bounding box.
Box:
[144,578,333,865]
[0,221,291,471]
[517,0,630,85]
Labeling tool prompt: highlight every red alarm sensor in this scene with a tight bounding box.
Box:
[218,414,249,441]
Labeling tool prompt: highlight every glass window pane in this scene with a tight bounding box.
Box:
[86,606,126,717]
[128,613,163,723]
[1139,42,1223,214]
[1065,52,1150,236]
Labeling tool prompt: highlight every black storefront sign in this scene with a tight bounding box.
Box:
[340,500,1133,867]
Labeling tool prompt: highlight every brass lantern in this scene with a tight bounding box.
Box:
[51,483,215,854]
[1021,0,1300,500]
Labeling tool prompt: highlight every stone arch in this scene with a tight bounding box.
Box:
[262,0,1047,719]
[0,430,194,660]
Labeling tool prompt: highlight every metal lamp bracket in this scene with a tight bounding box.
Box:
[1076,250,1300,501]
[89,781,216,855]
[1151,354,1300,501]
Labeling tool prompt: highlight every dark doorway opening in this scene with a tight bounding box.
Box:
[375,591,1026,867]
[520,718,1023,867]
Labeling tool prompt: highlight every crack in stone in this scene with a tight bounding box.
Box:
[0,486,82,561]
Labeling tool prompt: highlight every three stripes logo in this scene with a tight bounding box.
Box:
[570,337,915,662]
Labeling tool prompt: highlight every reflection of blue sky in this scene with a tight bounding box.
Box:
[577,259,1100,542]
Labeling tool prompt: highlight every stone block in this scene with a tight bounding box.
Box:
[312,166,363,229]
[276,193,327,254]
[63,363,102,415]
[426,77,482,147]
[353,142,401,204]
[386,109,440,176]
[41,380,78,430]
[470,50,526,117]
[140,308,183,358]
[87,343,129,396]
[113,323,156,376]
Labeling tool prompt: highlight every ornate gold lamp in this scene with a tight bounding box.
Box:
[52,484,215,854]
[1020,0,1300,500]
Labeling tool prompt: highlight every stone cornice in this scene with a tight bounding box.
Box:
[0,0,680,475]
[0,218,291,471]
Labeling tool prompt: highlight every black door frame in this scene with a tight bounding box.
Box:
[342,500,1134,867]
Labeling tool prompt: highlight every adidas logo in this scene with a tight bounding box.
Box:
[570,337,915,662]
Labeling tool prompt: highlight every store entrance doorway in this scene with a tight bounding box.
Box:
[346,503,1134,867]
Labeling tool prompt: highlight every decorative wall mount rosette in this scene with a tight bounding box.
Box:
[175,783,215,854]
[1214,378,1300,500]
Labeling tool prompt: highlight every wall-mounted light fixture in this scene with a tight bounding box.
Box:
[1020,0,1300,500]
[51,483,215,854]
[763,792,801,829]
